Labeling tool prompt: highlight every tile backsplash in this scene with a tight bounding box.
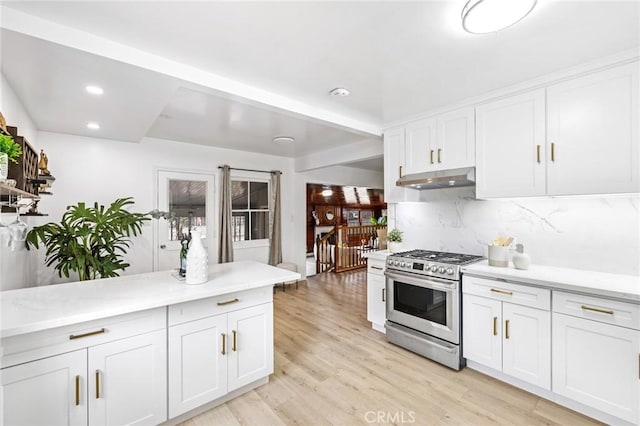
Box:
[395,188,640,275]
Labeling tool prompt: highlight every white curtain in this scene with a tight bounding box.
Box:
[268,171,282,266]
[218,165,234,263]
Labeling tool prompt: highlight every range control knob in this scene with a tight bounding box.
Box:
[400,262,406,267]
[430,265,438,272]
[438,266,445,274]
[446,268,454,275]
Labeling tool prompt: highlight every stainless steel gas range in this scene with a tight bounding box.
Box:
[384,249,483,370]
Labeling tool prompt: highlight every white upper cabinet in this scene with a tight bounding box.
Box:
[436,107,475,170]
[405,117,436,174]
[383,127,406,203]
[476,89,546,198]
[404,107,475,175]
[547,63,639,195]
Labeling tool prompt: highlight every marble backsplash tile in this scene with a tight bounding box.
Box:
[395,188,640,275]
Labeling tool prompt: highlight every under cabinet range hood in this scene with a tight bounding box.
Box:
[396,167,476,190]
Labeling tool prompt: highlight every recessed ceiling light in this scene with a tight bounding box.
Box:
[85,85,104,95]
[329,87,350,97]
[462,0,536,34]
[272,136,295,144]
[321,189,332,197]
[87,122,100,130]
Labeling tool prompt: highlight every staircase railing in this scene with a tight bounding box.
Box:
[315,224,387,274]
[315,229,336,274]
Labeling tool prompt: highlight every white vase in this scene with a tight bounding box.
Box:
[388,241,402,253]
[0,153,8,180]
[186,229,208,284]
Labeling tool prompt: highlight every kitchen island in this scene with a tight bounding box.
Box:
[0,261,300,425]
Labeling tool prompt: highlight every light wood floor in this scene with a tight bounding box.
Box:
[181,270,601,426]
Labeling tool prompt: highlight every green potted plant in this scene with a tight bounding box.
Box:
[387,228,403,253]
[0,134,22,180]
[26,197,150,281]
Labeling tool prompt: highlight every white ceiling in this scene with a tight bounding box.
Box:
[1,1,639,169]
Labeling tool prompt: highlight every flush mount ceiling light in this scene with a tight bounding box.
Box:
[462,0,536,34]
[272,136,295,144]
[87,122,100,130]
[85,85,104,95]
[321,189,333,197]
[329,87,350,97]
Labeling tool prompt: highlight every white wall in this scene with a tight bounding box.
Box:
[0,73,39,290]
[394,188,640,276]
[293,165,384,278]
[33,132,296,285]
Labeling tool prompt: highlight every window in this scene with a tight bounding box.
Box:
[168,179,207,241]
[231,180,270,242]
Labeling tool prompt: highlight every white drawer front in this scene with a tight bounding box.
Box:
[553,291,640,330]
[463,275,550,311]
[168,286,271,326]
[1,307,166,368]
[367,259,386,276]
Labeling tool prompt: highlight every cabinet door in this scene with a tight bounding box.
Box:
[1,350,87,426]
[88,329,167,426]
[383,127,407,203]
[476,89,546,198]
[366,273,386,332]
[405,118,437,174]
[227,303,274,392]
[553,313,640,424]
[436,107,475,169]
[462,294,502,370]
[168,314,228,418]
[502,303,551,389]
[547,63,639,195]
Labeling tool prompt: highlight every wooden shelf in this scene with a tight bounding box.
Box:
[0,183,40,200]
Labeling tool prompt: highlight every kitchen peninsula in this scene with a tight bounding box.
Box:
[1,261,300,425]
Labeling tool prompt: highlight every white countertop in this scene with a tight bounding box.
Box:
[362,250,392,261]
[462,261,640,303]
[0,261,301,338]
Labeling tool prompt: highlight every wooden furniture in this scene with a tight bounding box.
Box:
[5,126,38,196]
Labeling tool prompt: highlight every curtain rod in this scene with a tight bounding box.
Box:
[218,166,283,175]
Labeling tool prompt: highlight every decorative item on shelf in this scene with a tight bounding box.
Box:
[512,243,530,270]
[387,228,403,253]
[185,229,208,285]
[26,197,150,281]
[0,133,22,181]
[0,112,7,134]
[5,126,38,196]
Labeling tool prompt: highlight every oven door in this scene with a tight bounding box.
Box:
[385,269,459,344]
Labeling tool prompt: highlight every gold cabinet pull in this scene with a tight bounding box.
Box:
[490,288,513,296]
[505,320,510,339]
[69,328,106,340]
[551,142,555,162]
[217,298,239,306]
[221,333,226,355]
[437,148,442,163]
[75,375,80,406]
[95,370,100,399]
[399,165,403,178]
[581,305,614,315]
[536,145,541,163]
[493,316,497,336]
[382,288,386,302]
[232,330,237,352]
[430,150,434,164]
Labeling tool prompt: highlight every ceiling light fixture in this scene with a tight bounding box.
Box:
[87,122,100,130]
[85,85,104,95]
[462,0,536,34]
[321,189,332,197]
[329,87,350,97]
[272,136,295,144]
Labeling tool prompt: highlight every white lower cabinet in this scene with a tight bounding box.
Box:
[366,258,386,333]
[1,330,166,426]
[1,350,87,426]
[88,329,167,426]
[552,292,640,424]
[462,276,551,390]
[168,299,273,419]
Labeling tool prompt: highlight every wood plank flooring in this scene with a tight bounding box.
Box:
[180,270,601,426]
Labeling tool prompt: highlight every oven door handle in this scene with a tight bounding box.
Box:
[385,270,456,292]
